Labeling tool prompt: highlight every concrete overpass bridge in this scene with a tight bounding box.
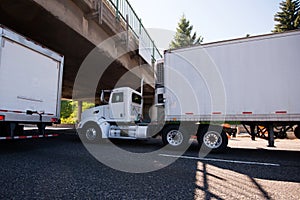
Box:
[0,0,162,117]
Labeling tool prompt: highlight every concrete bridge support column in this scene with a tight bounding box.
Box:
[77,101,83,123]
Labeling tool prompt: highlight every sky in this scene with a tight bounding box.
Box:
[128,0,282,49]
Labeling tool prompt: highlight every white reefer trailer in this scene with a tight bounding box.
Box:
[0,25,64,139]
[155,30,300,149]
[78,30,300,152]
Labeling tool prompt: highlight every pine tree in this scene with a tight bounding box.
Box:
[170,15,203,49]
[273,0,300,32]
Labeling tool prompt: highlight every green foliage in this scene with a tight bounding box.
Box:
[169,15,203,49]
[273,0,300,32]
[60,101,94,124]
[60,100,73,118]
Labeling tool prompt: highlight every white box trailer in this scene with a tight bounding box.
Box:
[160,30,300,122]
[0,25,64,139]
[154,30,300,150]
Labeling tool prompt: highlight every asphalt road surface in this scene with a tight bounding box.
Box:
[0,129,299,199]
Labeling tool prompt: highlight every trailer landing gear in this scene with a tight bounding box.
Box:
[267,124,275,147]
[243,123,297,147]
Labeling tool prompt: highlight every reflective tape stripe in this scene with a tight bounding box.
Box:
[275,111,287,114]
[0,134,58,140]
[242,112,253,114]
[212,112,222,114]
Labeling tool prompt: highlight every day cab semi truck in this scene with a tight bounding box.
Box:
[0,25,64,140]
[78,30,300,152]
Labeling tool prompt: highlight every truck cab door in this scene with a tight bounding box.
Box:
[109,92,125,120]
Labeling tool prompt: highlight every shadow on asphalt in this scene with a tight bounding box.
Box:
[1,129,299,184]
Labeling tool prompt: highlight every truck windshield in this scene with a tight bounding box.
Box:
[132,93,142,104]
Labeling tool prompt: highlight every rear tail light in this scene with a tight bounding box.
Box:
[0,115,5,121]
[51,118,58,123]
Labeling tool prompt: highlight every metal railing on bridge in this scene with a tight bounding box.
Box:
[105,0,162,64]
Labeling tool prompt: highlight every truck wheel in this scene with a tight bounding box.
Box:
[162,125,189,149]
[197,129,228,152]
[294,126,300,139]
[82,123,102,143]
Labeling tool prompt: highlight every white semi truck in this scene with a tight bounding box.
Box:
[0,25,64,139]
[78,30,300,152]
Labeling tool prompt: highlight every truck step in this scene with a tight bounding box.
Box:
[108,136,137,140]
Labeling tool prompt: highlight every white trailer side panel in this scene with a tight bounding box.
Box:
[164,31,300,121]
[0,26,64,122]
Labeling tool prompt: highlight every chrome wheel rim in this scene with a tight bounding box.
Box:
[166,130,184,146]
[86,127,97,141]
[203,131,222,149]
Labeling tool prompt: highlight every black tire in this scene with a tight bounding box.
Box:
[81,123,102,143]
[294,126,300,139]
[162,125,190,150]
[197,128,228,153]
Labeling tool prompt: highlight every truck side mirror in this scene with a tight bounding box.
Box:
[158,94,164,104]
[100,90,108,104]
[155,87,165,106]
